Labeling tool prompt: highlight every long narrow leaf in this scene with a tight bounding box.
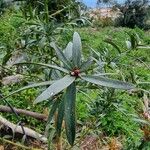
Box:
[45,99,60,135]
[64,42,73,60]
[104,39,121,54]
[34,75,75,104]
[14,62,69,73]
[47,100,60,125]
[1,81,54,100]
[56,96,65,137]
[81,75,135,90]
[50,42,72,70]
[80,57,93,72]
[64,83,76,146]
[72,32,82,67]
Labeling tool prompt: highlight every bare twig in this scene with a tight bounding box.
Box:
[0,105,47,121]
[0,138,31,150]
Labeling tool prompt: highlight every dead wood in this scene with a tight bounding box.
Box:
[0,115,47,143]
[0,105,47,121]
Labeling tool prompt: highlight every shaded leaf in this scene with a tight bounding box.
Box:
[14,62,69,73]
[126,32,138,49]
[45,99,60,135]
[104,39,121,54]
[72,32,82,67]
[51,70,62,80]
[56,96,65,136]
[47,100,60,125]
[34,75,75,104]
[50,42,72,70]
[80,57,93,72]
[81,75,135,90]
[64,83,76,146]
[2,81,55,100]
[2,52,12,66]
[90,47,100,59]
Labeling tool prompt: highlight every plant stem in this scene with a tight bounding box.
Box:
[44,0,49,23]
[55,135,62,150]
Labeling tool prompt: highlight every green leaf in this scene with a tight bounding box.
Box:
[50,42,72,70]
[72,32,82,67]
[90,47,100,59]
[2,52,12,66]
[1,81,54,100]
[64,42,73,60]
[137,46,150,49]
[34,75,75,104]
[104,39,121,54]
[126,32,138,49]
[80,57,93,72]
[126,40,132,49]
[56,96,65,136]
[132,118,150,125]
[64,83,76,146]
[14,62,69,73]
[45,99,60,134]
[81,75,135,90]
[47,99,60,125]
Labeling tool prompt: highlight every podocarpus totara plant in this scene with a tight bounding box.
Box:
[2,32,135,148]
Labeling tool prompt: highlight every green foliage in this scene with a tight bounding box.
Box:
[1,32,134,146]
[0,5,149,148]
[0,0,11,15]
[0,85,45,130]
[89,91,144,149]
[0,10,25,50]
[115,0,149,29]
[15,0,82,22]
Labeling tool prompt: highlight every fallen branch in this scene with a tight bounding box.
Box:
[0,105,47,121]
[0,115,47,143]
[0,138,31,150]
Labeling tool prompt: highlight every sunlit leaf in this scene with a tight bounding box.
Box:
[34,75,75,104]
[72,32,82,67]
[137,46,150,49]
[132,118,150,125]
[81,75,135,90]
[64,42,73,60]
[126,40,132,49]
[64,83,76,146]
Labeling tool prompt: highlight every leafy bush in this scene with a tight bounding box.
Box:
[0,10,25,48]
[115,0,149,29]
[89,90,144,149]
[93,16,114,27]
[0,85,45,131]
[15,0,83,22]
